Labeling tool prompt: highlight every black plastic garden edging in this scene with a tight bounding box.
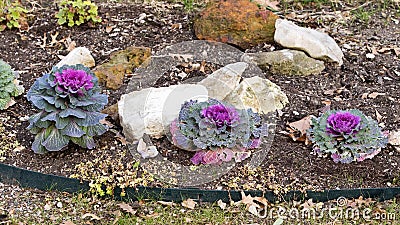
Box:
[1,162,399,203]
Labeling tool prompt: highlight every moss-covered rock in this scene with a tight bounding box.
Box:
[94,46,151,90]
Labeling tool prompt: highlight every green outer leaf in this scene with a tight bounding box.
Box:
[59,108,86,118]
[70,135,95,149]
[31,129,48,154]
[55,116,69,129]
[42,127,70,151]
[61,121,85,137]
[86,124,107,136]
[0,96,11,110]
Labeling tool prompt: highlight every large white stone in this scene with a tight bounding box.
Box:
[118,84,208,141]
[224,76,289,114]
[198,62,247,100]
[56,47,95,68]
[274,19,344,65]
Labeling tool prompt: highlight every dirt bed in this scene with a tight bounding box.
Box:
[0,0,399,194]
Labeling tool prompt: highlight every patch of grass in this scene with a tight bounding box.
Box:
[351,6,375,24]
[115,202,249,225]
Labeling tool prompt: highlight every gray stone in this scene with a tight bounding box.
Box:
[198,62,247,100]
[224,76,289,114]
[242,49,325,76]
[118,84,208,141]
[56,47,95,68]
[274,19,344,65]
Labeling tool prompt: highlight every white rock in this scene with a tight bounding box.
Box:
[199,62,247,100]
[56,47,95,68]
[223,76,289,114]
[137,138,158,159]
[274,19,344,65]
[119,84,208,141]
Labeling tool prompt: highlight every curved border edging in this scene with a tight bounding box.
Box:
[1,162,399,203]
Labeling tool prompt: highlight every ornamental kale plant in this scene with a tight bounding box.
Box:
[27,64,108,154]
[0,59,24,110]
[170,98,266,165]
[307,109,388,163]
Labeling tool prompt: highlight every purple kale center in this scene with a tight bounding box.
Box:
[200,104,239,128]
[326,111,361,135]
[54,69,94,96]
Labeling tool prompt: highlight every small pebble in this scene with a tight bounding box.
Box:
[19,115,29,122]
[366,53,375,59]
[342,44,351,49]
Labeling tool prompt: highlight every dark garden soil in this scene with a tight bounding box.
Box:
[0,0,400,195]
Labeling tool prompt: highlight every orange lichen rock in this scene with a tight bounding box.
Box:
[194,0,278,49]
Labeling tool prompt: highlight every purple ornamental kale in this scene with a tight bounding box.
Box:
[307,109,388,164]
[171,98,266,165]
[54,68,94,96]
[326,111,361,135]
[27,64,108,154]
[201,104,239,128]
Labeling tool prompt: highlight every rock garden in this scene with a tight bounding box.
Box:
[0,0,400,223]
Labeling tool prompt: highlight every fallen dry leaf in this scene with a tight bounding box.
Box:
[100,118,114,128]
[378,46,400,56]
[361,93,369,99]
[323,89,335,95]
[115,132,127,145]
[157,201,176,207]
[60,221,76,225]
[140,212,160,218]
[40,33,47,49]
[300,198,315,210]
[171,23,182,29]
[106,25,115,33]
[248,204,259,216]
[117,203,136,214]
[368,92,386,99]
[253,0,280,11]
[235,192,269,218]
[112,211,122,225]
[67,41,76,52]
[82,213,101,220]
[388,130,400,146]
[217,199,227,210]
[333,96,343,101]
[375,110,383,122]
[286,116,312,144]
[354,196,375,207]
[181,199,197,210]
[49,32,59,46]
